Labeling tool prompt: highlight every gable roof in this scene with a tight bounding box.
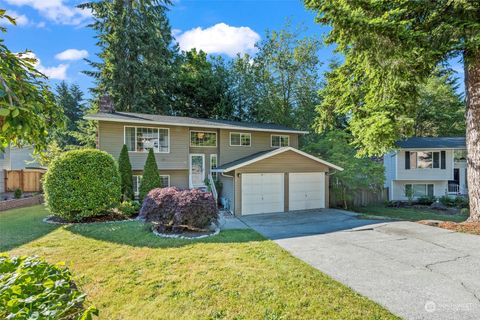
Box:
[213,147,343,172]
[396,137,466,149]
[85,111,308,134]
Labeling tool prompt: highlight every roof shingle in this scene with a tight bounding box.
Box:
[396,137,466,149]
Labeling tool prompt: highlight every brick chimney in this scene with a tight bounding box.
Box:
[99,94,115,113]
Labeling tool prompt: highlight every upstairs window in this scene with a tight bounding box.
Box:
[271,135,289,148]
[405,151,444,169]
[230,132,251,146]
[125,126,169,153]
[190,131,217,147]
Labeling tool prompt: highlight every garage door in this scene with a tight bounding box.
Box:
[241,173,284,215]
[289,172,325,211]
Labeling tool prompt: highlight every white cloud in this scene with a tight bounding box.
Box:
[4,0,91,25]
[176,23,260,57]
[55,49,88,61]
[0,10,29,26]
[19,52,69,80]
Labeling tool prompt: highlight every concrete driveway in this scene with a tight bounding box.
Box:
[240,209,480,320]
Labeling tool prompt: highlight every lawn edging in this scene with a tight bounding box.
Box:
[0,194,44,212]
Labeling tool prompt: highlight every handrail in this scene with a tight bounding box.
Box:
[208,174,218,201]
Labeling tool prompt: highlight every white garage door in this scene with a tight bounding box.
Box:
[241,173,284,215]
[289,172,325,211]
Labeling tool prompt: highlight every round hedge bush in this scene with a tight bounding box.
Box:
[43,149,121,221]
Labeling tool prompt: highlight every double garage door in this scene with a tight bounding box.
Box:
[241,172,325,215]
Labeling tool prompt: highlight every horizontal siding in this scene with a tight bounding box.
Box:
[235,151,330,173]
[391,180,448,201]
[99,121,189,170]
[132,169,189,189]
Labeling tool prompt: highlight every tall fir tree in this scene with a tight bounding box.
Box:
[139,149,161,200]
[79,0,178,114]
[54,81,86,147]
[118,144,134,201]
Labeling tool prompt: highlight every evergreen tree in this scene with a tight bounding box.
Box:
[54,81,86,147]
[139,149,161,200]
[118,144,134,201]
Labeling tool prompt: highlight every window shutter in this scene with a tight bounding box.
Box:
[441,151,446,169]
[427,184,434,197]
[405,151,410,170]
[433,152,440,168]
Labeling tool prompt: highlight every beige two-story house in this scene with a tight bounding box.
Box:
[86,111,342,216]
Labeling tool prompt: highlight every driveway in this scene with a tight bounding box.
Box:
[240,209,480,320]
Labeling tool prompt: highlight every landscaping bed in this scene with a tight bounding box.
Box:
[418,220,480,235]
[355,205,469,222]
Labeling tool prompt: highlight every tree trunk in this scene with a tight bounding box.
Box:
[465,52,480,222]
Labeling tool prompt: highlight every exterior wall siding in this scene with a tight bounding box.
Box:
[396,150,454,181]
[391,180,448,201]
[218,173,235,213]
[10,147,39,169]
[132,169,189,189]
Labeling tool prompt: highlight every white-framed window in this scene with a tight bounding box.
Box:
[190,131,217,147]
[229,132,251,146]
[409,151,440,169]
[124,126,170,153]
[133,175,142,196]
[159,175,170,188]
[405,184,434,197]
[210,154,218,179]
[271,134,289,147]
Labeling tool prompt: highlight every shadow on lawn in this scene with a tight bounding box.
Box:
[65,221,265,248]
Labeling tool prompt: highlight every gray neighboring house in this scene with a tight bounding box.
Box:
[86,111,343,216]
[0,146,41,192]
[384,137,467,201]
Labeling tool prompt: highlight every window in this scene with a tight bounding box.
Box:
[271,135,289,147]
[160,175,170,188]
[210,154,218,179]
[407,151,441,169]
[125,126,169,153]
[405,184,434,197]
[190,131,217,147]
[133,175,142,195]
[230,132,251,146]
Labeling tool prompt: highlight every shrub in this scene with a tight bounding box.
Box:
[118,200,141,217]
[43,149,121,221]
[139,187,218,231]
[439,195,456,207]
[416,195,436,205]
[139,149,161,200]
[454,196,469,208]
[0,255,98,319]
[118,144,134,201]
[13,188,22,199]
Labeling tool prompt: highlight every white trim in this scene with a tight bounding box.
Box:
[210,154,218,170]
[213,147,344,172]
[124,125,170,153]
[86,115,309,134]
[189,154,206,187]
[189,130,218,148]
[270,134,290,148]
[229,132,251,147]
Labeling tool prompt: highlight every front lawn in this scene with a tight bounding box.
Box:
[0,205,399,319]
[355,205,468,222]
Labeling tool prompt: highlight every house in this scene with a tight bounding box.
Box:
[85,111,343,216]
[0,146,42,192]
[384,137,468,201]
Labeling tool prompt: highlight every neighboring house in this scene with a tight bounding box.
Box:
[86,111,343,216]
[0,146,42,192]
[384,137,467,201]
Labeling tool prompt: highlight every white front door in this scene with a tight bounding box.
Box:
[289,172,325,211]
[241,173,284,215]
[189,154,205,187]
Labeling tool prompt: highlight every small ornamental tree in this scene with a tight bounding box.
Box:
[118,144,134,201]
[139,149,161,200]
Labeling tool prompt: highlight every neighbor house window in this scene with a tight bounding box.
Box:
[210,154,218,179]
[271,135,289,147]
[405,184,434,197]
[125,126,169,153]
[133,175,142,195]
[230,132,251,146]
[190,131,217,147]
[159,175,170,188]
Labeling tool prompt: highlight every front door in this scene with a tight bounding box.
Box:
[189,154,205,187]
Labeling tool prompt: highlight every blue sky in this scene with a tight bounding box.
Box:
[1,0,465,98]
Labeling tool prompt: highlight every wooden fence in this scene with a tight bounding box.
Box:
[4,169,45,192]
[329,188,388,209]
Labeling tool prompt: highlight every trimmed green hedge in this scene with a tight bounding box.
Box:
[43,149,121,221]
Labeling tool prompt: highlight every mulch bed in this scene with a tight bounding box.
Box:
[45,211,133,224]
[151,223,219,239]
[418,220,480,235]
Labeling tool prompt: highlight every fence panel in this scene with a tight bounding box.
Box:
[329,188,388,209]
[4,169,45,192]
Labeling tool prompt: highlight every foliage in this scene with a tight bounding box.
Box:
[118,144,134,201]
[416,195,436,206]
[0,10,65,152]
[0,255,98,319]
[303,130,384,209]
[13,188,21,199]
[356,206,468,223]
[117,200,140,217]
[31,140,64,167]
[80,0,178,114]
[439,196,456,207]
[139,149,161,200]
[440,195,470,209]
[139,187,218,230]
[43,149,121,221]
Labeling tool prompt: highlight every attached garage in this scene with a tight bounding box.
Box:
[213,147,343,216]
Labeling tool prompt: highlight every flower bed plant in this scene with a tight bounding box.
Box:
[0,255,97,319]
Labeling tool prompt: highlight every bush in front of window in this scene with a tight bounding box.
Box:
[139,187,218,232]
[118,144,134,201]
[139,149,161,200]
[416,195,436,205]
[43,149,121,221]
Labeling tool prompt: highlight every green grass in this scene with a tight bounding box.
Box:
[1,205,399,320]
[355,206,469,222]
